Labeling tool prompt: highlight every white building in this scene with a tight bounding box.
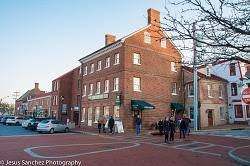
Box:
[198,57,250,124]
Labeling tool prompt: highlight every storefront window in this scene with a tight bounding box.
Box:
[114,106,120,120]
[246,105,250,118]
[95,107,100,123]
[104,106,109,118]
[189,107,194,120]
[234,105,243,118]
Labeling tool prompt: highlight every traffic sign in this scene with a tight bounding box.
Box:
[242,87,250,104]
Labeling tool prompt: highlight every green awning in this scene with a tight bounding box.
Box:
[171,103,185,112]
[131,100,155,110]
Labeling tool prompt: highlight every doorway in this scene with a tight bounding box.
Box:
[73,111,79,126]
[88,108,92,126]
[207,109,214,127]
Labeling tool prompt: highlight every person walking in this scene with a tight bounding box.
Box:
[158,119,164,135]
[184,115,191,136]
[97,118,102,134]
[108,115,115,134]
[102,116,107,133]
[179,117,187,139]
[169,117,176,141]
[135,115,142,135]
[163,117,170,143]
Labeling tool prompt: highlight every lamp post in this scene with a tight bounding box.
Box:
[60,96,65,121]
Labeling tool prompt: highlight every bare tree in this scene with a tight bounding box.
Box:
[160,0,250,64]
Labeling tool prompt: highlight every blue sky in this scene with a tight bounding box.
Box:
[0,0,168,103]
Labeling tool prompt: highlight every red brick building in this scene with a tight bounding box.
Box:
[27,92,51,117]
[50,66,81,125]
[15,83,45,116]
[79,8,183,129]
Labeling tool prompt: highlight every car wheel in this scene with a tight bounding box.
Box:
[49,128,54,134]
[38,131,42,134]
[15,122,20,126]
[64,127,69,133]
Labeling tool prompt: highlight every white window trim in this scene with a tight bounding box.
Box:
[90,64,95,74]
[171,62,177,72]
[94,107,100,123]
[144,31,151,44]
[133,77,141,92]
[104,80,109,93]
[97,61,102,71]
[89,84,93,96]
[83,85,87,97]
[96,82,101,94]
[133,53,141,65]
[84,66,88,76]
[171,83,178,95]
[113,77,119,92]
[105,57,110,68]
[114,53,120,65]
[81,108,86,122]
[208,85,213,98]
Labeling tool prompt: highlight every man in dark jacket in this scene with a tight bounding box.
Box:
[179,117,187,139]
[163,117,170,143]
[158,119,164,135]
[108,116,115,133]
[135,115,142,135]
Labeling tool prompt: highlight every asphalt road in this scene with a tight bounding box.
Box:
[0,123,37,136]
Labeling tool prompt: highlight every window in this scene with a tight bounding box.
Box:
[95,107,100,123]
[105,57,110,68]
[79,67,82,75]
[133,53,141,65]
[114,53,120,65]
[246,105,250,118]
[96,82,101,94]
[234,105,243,118]
[97,60,102,71]
[83,85,87,97]
[77,95,81,106]
[172,82,177,95]
[231,83,237,96]
[229,63,236,76]
[81,108,86,122]
[189,107,194,120]
[144,31,151,44]
[188,84,194,97]
[104,106,109,118]
[90,63,94,73]
[84,66,88,75]
[161,38,166,48]
[53,81,58,91]
[114,106,120,119]
[171,62,177,72]
[220,107,225,120]
[89,84,93,95]
[113,77,119,91]
[208,85,213,98]
[219,85,223,98]
[133,77,141,92]
[104,80,109,93]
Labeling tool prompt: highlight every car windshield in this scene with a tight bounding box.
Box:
[8,117,15,119]
[40,120,50,124]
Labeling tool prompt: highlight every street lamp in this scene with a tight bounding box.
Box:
[60,96,65,121]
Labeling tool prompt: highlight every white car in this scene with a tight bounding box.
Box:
[6,117,24,126]
[37,119,69,134]
[22,118,33,129]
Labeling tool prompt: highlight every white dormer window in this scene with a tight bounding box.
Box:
[90,63,94,73]
[97,60,102,71]
[171,62,177,72]
[105,57,110,68]
[114,53,120,65]
[161,38,166,48]
[84,66,88,75]
[144,31,151,44]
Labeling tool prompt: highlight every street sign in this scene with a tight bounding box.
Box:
[242,87,250,104]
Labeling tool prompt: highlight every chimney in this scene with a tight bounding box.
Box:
[105,34,116,46]
[147,8,160,27]
[35,83,39,89]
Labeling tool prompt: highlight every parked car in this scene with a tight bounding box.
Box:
[22,118,33,129]
[6,116,24,126]
[29,118,50,131]
[1,116,11,125]
[37,119,69,134]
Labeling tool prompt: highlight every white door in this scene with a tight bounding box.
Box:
[88,108,92,126]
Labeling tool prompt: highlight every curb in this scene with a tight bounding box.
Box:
[228,145,250,166]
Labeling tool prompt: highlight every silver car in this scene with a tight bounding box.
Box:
[37,119,69,134]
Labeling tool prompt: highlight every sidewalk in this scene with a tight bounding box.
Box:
[198,124,250,132]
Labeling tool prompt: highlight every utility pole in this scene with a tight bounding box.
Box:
[193,22,199,131]
[13,91,20,115]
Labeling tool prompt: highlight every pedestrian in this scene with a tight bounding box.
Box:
[184,115,191,136]
[108,115,115,134]
[163,117,170,143]
[179,117,187,139]
[135,115,142,135]
[97,118,102,134]
[102,116,107,133]
[158,119,164,135]
[169,117,175,141]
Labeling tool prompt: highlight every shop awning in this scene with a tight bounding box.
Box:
[131,100,155,110]
[171,103,185,112]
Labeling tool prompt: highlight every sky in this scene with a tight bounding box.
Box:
[0,0,174,104]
